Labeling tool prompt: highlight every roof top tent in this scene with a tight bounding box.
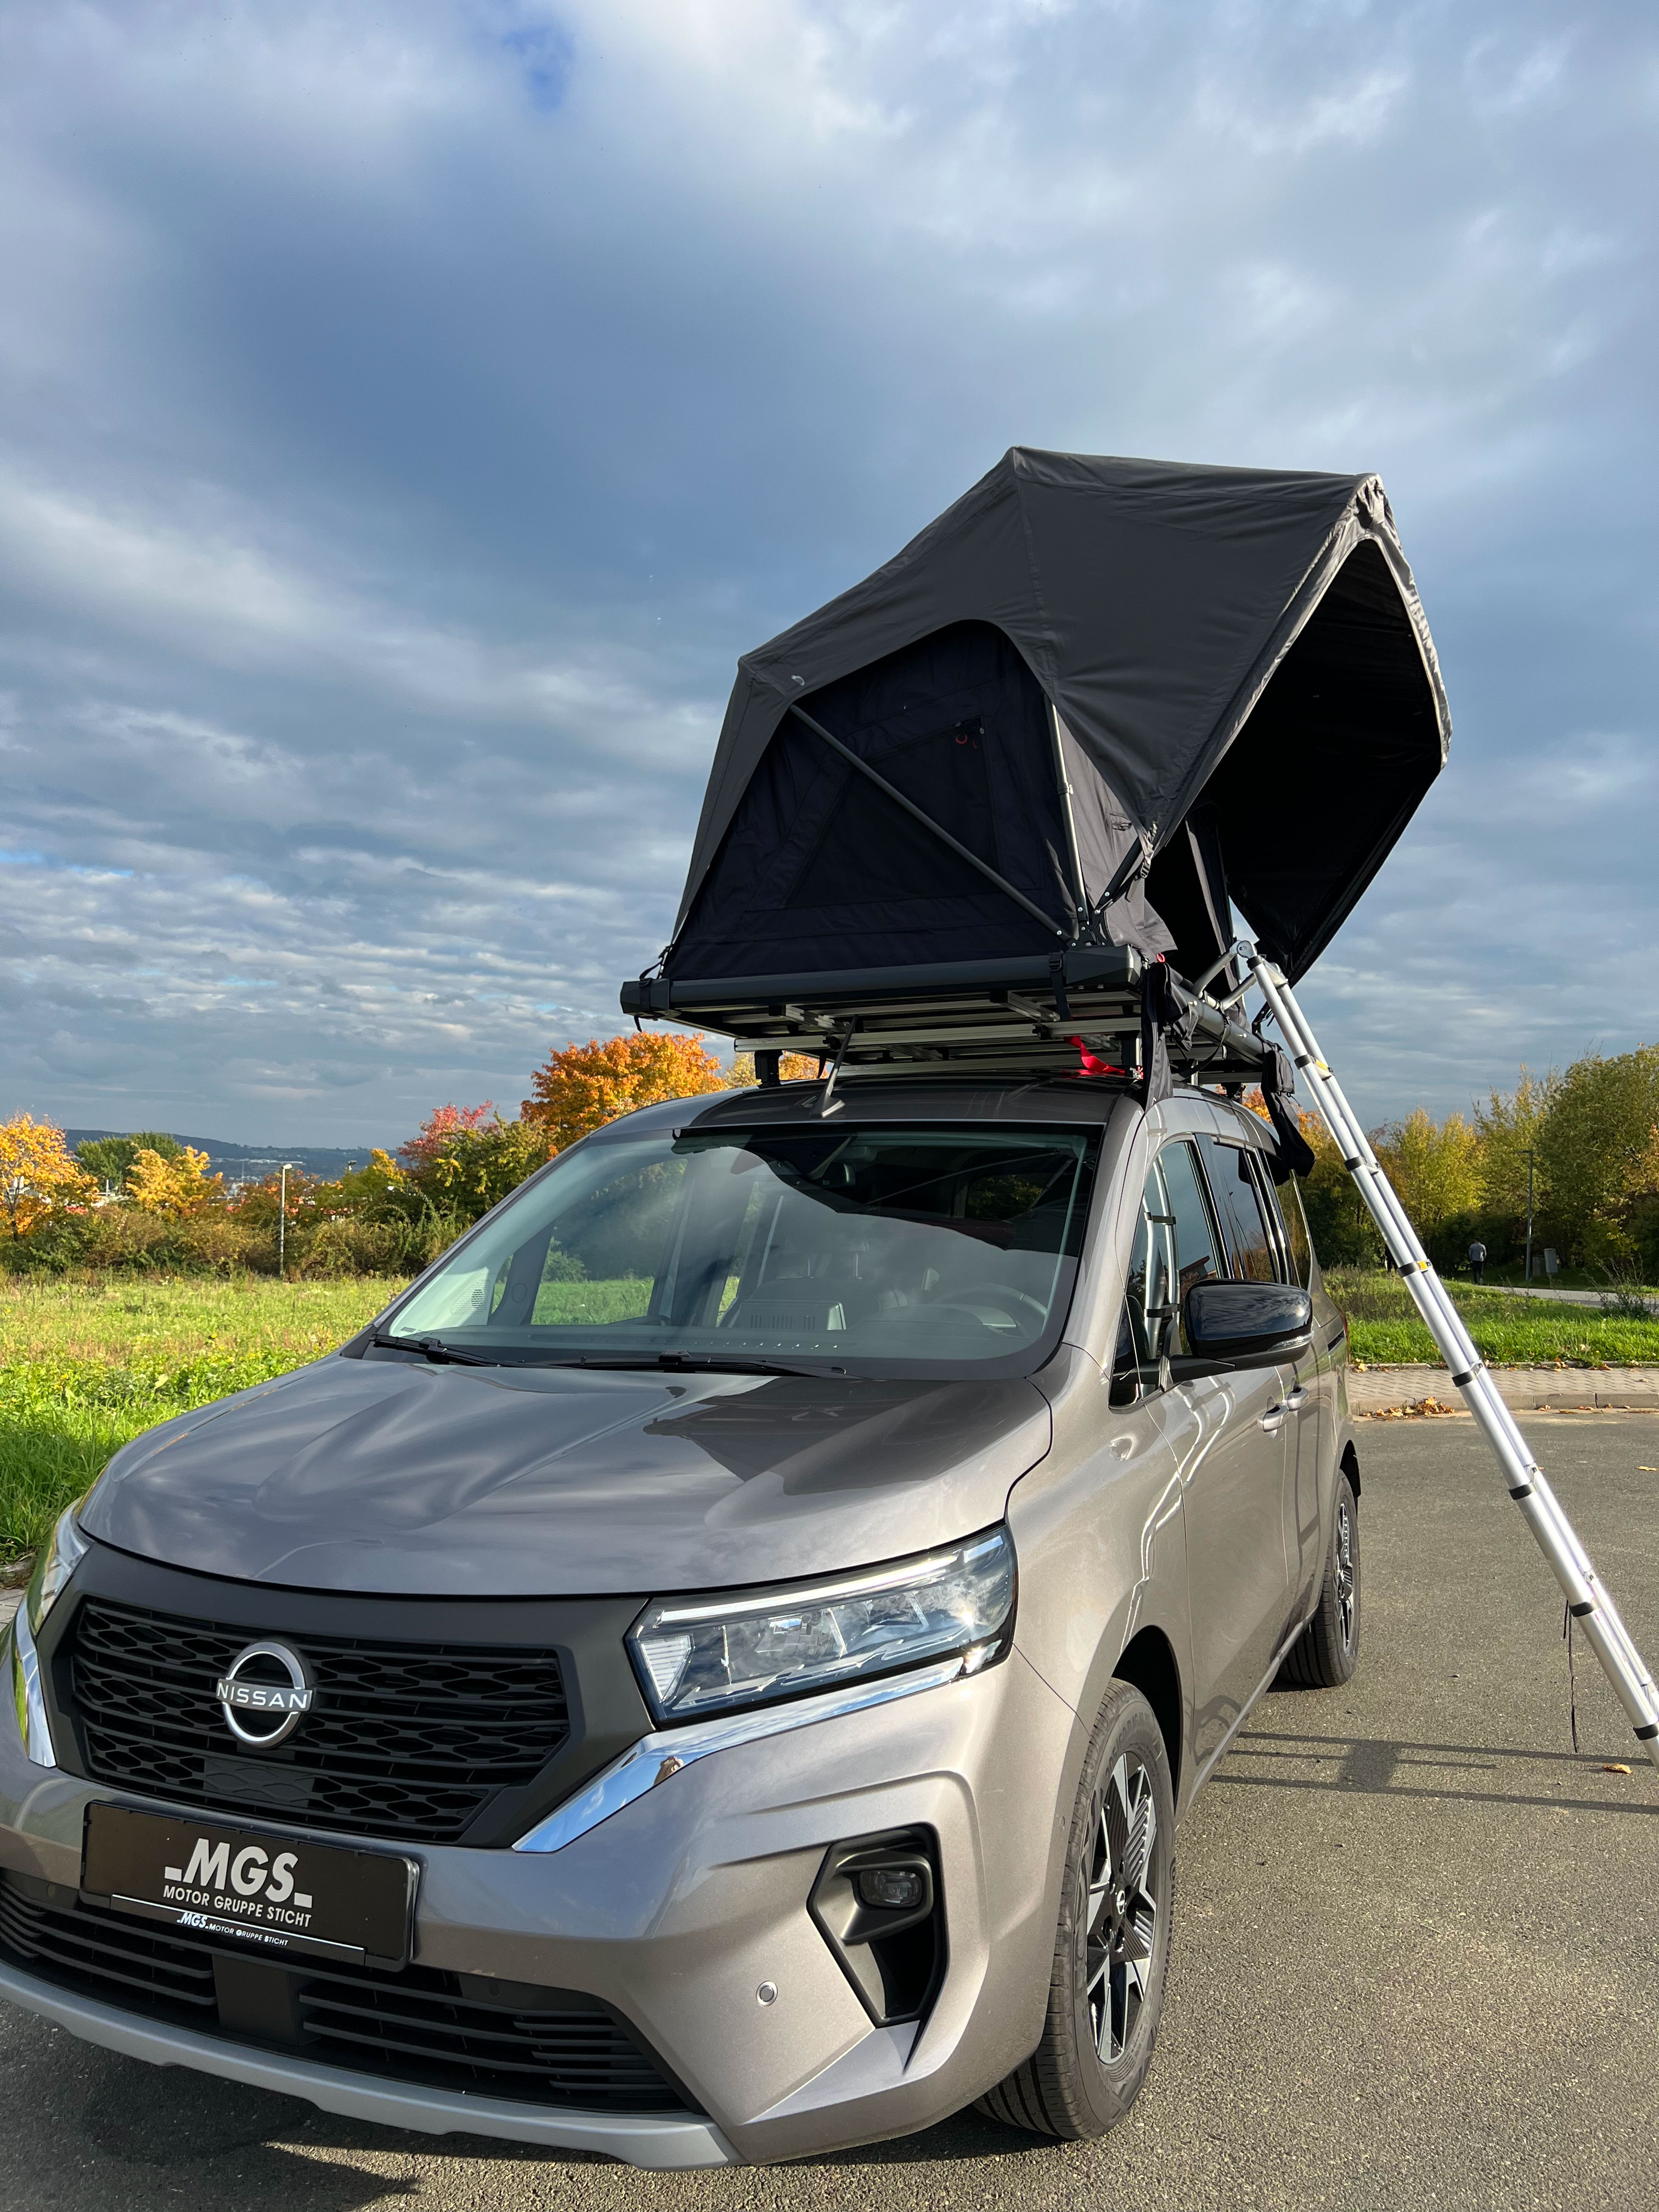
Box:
[622,448,1449,1088]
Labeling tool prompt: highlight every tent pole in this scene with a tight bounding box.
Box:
[786,705,1068,940]
[1246,946,1659,1769]
[1047,704,1089,930]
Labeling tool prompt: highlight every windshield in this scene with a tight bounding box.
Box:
[387,1121,1099,1377]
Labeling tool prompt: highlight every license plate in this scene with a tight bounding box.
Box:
[81,1803,418,1967]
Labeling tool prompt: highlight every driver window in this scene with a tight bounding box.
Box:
[1114,1140,1221,1396]
[1157,1140,1223,1351]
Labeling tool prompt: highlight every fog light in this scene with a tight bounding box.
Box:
[855,1866,924,1911]
[809,1832,943,2025]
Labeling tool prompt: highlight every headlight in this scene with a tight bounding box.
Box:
[27,1503,89,1637]
[9,1502,88,1768]
[627,1525,1015,1725]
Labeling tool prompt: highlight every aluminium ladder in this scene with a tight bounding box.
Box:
[1243,949,1659,1769]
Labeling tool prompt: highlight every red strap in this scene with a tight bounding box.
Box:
[1070,1036,1126,1078]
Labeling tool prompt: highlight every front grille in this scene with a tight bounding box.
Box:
[0,1875,688,2113]
[66,1599,571,1843]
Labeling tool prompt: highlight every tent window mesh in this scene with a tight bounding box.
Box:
[786,720,998,910]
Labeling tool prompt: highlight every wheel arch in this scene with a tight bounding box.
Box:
[1340,1436,1361,1498]
[1113,1626,1183,1803]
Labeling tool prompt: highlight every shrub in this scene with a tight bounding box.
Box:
[398,1113,554,1225]
[298,1217,408,1278]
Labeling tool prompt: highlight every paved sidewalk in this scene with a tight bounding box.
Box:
[1349,1364,1659,1415]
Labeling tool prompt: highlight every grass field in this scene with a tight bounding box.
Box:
[1329,1268,1659,1369]
[4,1266,1659,1575]
[1,1275,406,1567]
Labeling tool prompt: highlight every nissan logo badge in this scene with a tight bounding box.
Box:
[215,1640,315,1747]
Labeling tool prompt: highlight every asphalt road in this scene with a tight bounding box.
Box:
[4,1414,1657,2212]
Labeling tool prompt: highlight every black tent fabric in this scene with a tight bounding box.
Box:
[667,449,1449,987]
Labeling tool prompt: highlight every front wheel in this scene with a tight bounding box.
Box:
[1278,1467,1359,1688]
[977,1680,1174,2139]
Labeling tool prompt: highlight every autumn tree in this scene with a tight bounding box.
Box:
[1475,1068,1559,1220]
[0,1114,98,1238]
[1534,1046,1659,1265]
[126,1145,224,1216]
[1373,1108,1484,1241]
[1243,1087,1382,1265]
[521,1033,730,1153]
[77,1131,184,1188]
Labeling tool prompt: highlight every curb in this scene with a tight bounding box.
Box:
[1350,1365,1659,1417]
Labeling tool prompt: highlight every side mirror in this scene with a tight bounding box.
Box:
[1176,1281,1312,1373]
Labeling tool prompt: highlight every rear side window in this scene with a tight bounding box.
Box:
[1204,1137,1279,1283]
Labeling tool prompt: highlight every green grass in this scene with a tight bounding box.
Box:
[1,1273,407,1567]
[1329,1269,1659,1369]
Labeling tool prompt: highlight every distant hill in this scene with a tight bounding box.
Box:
[66,1131,392,1186]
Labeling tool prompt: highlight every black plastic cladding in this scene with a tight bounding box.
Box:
[0,1872,691,2113]
[809,1827,946,2027]
[36,1543,654,1850]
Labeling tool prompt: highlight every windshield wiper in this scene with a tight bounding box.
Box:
[371,1331,499,1367]
[571,1352,830,1379]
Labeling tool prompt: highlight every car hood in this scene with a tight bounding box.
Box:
[78,1354,1053,1596]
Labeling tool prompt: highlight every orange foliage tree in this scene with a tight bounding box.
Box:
[0,1114,97,1238]
[522,1033,730,1153]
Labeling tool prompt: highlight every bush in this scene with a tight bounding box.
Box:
[298,1217,408,1278]
[174,1215,270,1274]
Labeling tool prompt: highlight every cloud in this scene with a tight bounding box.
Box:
[0,0,1655,1140]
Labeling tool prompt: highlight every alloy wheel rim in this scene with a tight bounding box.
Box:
[1084,1751,1159,2066]
[1334,1497,1356,1651]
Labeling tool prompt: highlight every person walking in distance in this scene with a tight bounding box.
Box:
[1468,1236,1487,1284]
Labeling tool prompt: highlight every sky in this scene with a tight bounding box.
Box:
[1,1,1655,1147]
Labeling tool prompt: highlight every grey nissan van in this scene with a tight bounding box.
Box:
[3,448,1444,2166]
[1,1073,1358,2166]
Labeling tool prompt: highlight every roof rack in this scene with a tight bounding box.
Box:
[620,946,1268,1087]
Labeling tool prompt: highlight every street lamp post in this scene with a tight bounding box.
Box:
[278,1163,296,1278]
[1523,1147,1536,1284]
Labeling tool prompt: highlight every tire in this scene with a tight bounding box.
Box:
[977,1680,1174,2140]
[1278,1467,1359,1688]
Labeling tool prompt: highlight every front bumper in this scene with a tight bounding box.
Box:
[0,1956,735,2167]
[0,1623,1078,2165]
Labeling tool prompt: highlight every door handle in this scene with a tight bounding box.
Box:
[1260,1408,1286,1434]
[1284,1386,1307,1409]
[1110,1435,1135,1460]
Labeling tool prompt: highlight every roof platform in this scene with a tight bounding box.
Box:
[621,946,1270,1088]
